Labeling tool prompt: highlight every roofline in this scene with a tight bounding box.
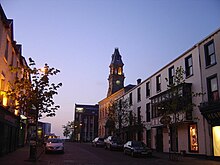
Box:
[119,27,220,97]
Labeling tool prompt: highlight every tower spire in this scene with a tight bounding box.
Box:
[107,48,125,97]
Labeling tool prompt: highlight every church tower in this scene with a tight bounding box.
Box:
[107,48,125,97]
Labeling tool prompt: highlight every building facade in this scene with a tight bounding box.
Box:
[0,4,28,155]
[116,28,220,157]
[74,104,99,142]
[99,48,134,137]
[198,29,220,157]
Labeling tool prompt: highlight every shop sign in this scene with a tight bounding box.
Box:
[160,115,171,125]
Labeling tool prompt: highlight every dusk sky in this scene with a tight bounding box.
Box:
[1,0,220,138]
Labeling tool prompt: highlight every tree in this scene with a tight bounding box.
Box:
[105,99,130,136]
[7,58,62,160]
[7,58,62,119]
[105,98,145,141]
[63,121,74,139]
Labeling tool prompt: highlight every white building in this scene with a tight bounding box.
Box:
[117,28,220,157]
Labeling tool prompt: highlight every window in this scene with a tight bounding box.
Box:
[146,103,150,122]
[0,73,5,91]
[137,107,141,124]
[146,130,151,148]
[168,66,174,85]
[156,75,161,92]
[137,87,141,102]
[207,75,219,102]
[4,40,9,62]
[213,126,220,156]
[118,67,122,75]
[185,55,193,77]
[129,93,133,105]
[204,40,216,67]
[11,52,14,66]
[146,82,150,97]
[189,124,199,152]
[152,104,158,118]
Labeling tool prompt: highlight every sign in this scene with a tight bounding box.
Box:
[160,115,171,125]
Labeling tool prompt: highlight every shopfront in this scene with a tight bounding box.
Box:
[0,106,19,156]
[200,101,220,157]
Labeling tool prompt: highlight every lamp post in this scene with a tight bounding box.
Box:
[79,123,82,142]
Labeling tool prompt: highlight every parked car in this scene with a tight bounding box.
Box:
[92,137,105,147]
[45,138,64,154]
[124,141,152,157]
[104,136,123,150]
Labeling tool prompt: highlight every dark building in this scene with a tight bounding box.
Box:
[74,104,99,142]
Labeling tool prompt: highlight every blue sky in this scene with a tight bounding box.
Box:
[1,0,220,138]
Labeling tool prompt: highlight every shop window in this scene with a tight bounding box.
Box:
[213,126,220,156]
[189,124,199,152]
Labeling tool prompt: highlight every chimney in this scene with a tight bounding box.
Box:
[137,78,141,85]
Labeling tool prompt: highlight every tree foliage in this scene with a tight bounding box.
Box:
[63,121,74,139]
[159,66,194,123]
[106,98,142,134]
[7,58,62,118]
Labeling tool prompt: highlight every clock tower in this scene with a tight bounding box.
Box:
[107,48,125,97]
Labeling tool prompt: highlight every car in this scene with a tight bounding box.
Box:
[45,138,64,154]
[92,137,105,147]
[104,136,123,151]
[124,141,152,157]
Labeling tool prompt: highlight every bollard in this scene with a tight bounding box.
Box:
[29,143,37,161]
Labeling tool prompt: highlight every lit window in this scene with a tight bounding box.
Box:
[118,67,122,75]
[213,126,220,156]
[189,124,199,152]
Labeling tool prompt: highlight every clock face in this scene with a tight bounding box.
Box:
[116,80,121,85]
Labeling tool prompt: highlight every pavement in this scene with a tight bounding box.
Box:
[0,144,220,165]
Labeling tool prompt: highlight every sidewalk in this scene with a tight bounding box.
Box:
[0,144,45,165]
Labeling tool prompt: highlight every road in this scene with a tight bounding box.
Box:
[40,142,220,165]
[1,142,220,165]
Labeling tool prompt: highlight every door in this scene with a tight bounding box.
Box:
[156,127,163,152]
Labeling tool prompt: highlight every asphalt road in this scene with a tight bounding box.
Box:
[1,142,220,165]
[40,142,220,165]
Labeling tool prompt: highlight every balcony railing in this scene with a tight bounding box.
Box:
[150,83,193,122]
